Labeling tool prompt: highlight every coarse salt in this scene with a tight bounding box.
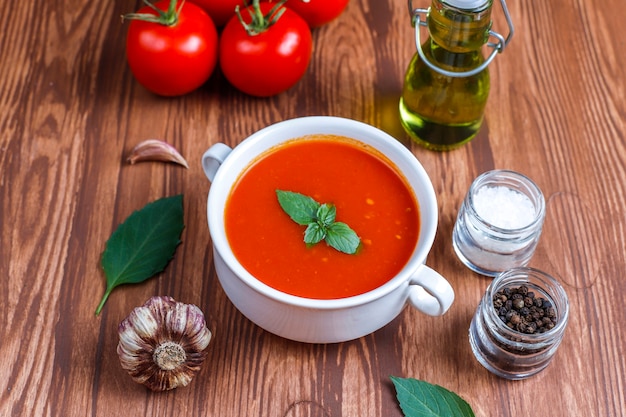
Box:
[473,185,535,229]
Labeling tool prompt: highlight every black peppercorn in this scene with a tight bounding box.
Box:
[492,285,559,334]
[512,298,525,309]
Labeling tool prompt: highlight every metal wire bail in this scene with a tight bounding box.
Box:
[408,0,514,78]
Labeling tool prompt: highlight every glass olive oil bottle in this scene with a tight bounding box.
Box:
[400,0,500,150]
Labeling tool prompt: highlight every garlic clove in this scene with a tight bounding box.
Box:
[117,296,212,391]
[127,139,189,169]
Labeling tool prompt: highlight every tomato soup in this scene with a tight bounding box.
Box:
[224,135,420,299]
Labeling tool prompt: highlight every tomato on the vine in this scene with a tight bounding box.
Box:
[284,0,350,28]
[125,0,218,96]
[219,1,312,97]
[188,0,245,27]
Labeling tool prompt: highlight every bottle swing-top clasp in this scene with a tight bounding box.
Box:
[407,0,514,78]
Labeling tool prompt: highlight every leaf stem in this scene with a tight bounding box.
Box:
[95,287,113,316]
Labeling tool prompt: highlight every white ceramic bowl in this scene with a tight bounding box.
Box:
[202,116,454,343]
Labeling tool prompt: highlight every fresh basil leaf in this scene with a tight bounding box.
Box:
[95,195,184,315]
[391,376,475,417]
[316,203,336,227]
[304,222,326,245]
[276,190,319,225]
[325,222,360,254]
[276,190,361,255]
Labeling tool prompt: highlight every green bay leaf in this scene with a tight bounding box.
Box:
[95,195,184,315]
[391,376,475,417]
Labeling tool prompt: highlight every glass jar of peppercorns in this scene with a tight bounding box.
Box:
[469,267,569,379]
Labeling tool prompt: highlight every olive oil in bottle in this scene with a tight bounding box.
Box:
[400,0,512,150]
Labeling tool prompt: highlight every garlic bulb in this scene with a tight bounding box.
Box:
[117,296,212,391]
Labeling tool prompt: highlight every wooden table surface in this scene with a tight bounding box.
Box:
[2,0,625,416]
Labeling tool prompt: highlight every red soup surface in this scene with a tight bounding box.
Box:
[224,135,420,299]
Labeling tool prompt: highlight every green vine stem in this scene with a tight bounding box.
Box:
[122,0,182,26]
[236,0,288,36]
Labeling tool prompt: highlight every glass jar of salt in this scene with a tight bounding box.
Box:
[452,170,545,276]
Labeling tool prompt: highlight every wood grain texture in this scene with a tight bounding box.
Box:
[1,0,625,416]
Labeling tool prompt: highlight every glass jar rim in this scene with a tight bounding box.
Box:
[467,169,546,233]
[442,0,491,11]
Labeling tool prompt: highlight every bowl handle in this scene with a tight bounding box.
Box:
[202,143,232,182]
[407,265,455,316]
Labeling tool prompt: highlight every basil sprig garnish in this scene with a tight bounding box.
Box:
[276,190,361,254]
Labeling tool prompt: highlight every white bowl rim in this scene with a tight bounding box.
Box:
[207,116,438,310]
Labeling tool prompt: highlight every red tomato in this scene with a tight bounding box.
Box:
[126,0,218,96]
[284,0,350,28]
[219,2,312,97]
[188,0,245,27]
